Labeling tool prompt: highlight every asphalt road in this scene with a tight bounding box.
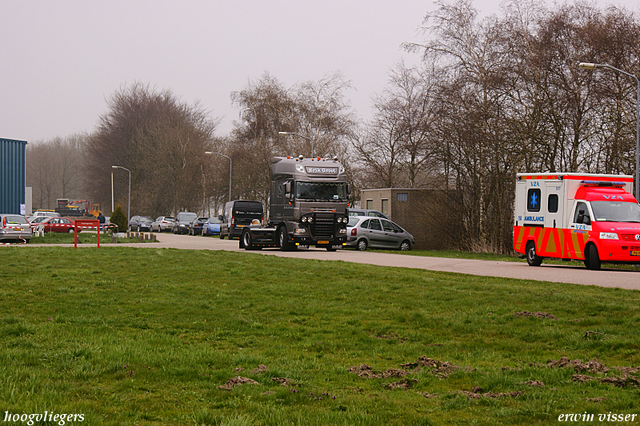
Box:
[105,232,640,291]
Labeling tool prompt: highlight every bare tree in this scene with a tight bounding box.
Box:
[85,83,217,216]
[228,72,356,211]
[26,134,89,210]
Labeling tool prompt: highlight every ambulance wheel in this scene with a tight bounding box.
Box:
[525,241,542,266]
[585,244,601,270]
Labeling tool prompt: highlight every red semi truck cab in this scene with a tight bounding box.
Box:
[513,173,640,270]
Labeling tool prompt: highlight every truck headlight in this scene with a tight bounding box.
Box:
[599,232,619,240]
[295,228,307,234]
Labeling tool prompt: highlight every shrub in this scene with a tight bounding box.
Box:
[110,206,128,232]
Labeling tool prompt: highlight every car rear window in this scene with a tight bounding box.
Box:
[178,213,197,221]
[4,215,27,224]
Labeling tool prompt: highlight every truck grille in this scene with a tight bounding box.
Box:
[621,233,640,242]
[311,213,335,238]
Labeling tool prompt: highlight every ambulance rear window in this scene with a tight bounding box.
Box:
[527,189,541,212]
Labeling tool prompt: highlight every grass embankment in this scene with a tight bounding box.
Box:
[1,247,639,425]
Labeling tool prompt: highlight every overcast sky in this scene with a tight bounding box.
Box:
[2,0,639,143]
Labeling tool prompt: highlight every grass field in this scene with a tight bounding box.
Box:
[1,246,639,425]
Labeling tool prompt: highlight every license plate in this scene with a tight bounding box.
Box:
[236,225,245,228]
[631,250,640,256]
[318,240,329,244]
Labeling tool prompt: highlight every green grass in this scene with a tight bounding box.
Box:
[1,246,640,425]
[29,232,154,244]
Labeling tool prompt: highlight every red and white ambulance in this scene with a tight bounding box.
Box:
[513,173,640,269]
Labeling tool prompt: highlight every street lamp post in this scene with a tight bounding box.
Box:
[204,152,232,203]
[111,166,131,224]
[278,131,314,158]
[579,62,640,201]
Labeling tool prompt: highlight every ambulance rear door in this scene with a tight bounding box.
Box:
[544,181,563,229]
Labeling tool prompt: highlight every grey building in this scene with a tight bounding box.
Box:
[360,188,460,250]
[1,138,27,214]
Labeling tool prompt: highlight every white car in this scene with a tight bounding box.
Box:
[29,211,60,220]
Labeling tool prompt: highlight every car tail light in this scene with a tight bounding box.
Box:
[350,228,357,236]
[2,217,5,228]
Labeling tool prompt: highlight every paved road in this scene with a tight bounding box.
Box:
[103,232,640,291]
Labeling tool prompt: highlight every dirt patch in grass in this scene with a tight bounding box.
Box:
[547,357,608,373]
[348,364,407,379]
[401,356,469,378]
[251,364,268,374]
[572,374,640,388]
[537,358,640,388]
[386,378,418,390]
[514,311,557,320]
[272,377,296,387]
[218,376,260,390]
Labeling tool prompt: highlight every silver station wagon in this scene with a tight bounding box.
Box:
[0,214,32,242]
[346,216,414,251]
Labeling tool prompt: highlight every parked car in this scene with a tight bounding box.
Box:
[188,217,208,235]
[28,215,51,225]
[0,214,32,242]
[129,215,153,232]
[172,212,198,234]
[202,217,222,236]
[347,209,389,220]
[151,216,174,232]
[29,210,60,220]
[38,216,77,233]
[346,216,414,251]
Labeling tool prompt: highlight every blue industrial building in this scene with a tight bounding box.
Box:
[1,138,28,214]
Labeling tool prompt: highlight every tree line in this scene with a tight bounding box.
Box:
[26,0,640,253]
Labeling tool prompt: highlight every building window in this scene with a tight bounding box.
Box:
[381,199,389,215]
[366,200,373,209]
[397,193,408,202]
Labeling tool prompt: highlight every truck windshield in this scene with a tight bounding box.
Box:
[591,201,640,222]
[296,182,348,201]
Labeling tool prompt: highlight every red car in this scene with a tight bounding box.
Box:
[37,217,77,233]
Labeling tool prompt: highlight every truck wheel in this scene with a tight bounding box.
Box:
[525,241,542,266]
[219,232,225,239]
[356,239,368,251]
[586,244,601,270]
[241,230,252,250]
[278,226,291,251]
